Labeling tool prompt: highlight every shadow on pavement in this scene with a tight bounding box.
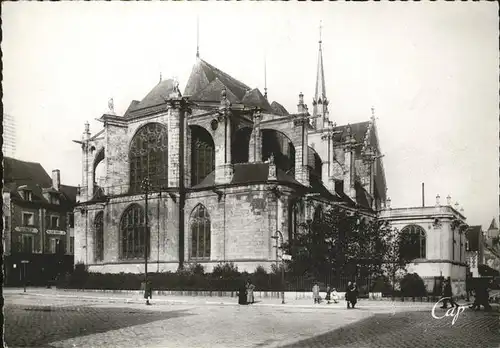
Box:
[5,304,193,347]
[278,310,500,348]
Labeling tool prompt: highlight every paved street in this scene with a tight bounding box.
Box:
[4,290,500,348]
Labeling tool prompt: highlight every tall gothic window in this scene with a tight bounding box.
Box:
[288,200,301,242]
[119,204,148,260]
[190,204,211,260]
[400,225,426,260]
[129,123,168,194]
[191,126,215,186]
[94,211,104,262]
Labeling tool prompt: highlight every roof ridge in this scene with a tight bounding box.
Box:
[201,59,251,90]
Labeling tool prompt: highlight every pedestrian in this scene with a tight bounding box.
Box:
[440,277,458,309]
[326,285,332,304]
[350,282,359,309]
[471,281,491,311]
[246,279,255,304]
[331,287,339,304]
[346,281,352,309]
[238,281,248,305]
[312,282,320,304]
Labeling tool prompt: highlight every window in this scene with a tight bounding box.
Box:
[23,212,35,226]
[94,212,104,261]
[70,237,74,254]
[129,123,168,194]
[400,225,426,260]
[69,213,74,228]
[49,238,63,254]
[191,126,215,186]
[51,216,60,228]
[21,235,34,254]
[119,204,147,259]
[50,194,59,205]
[24,190,33,201]
[288,200,301,242]
[190,204,211,260]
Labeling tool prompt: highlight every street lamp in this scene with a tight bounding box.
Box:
[141,177,153,305]
[130,124,168,305]
[271,230,285,304]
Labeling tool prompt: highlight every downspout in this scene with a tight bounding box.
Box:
[178,101,186,269]
[157,191,161,272]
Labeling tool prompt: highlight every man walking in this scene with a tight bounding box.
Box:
[312,282,320,304]
[440,277,458,309]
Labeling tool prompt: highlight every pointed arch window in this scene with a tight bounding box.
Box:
[191,126,215,186]
[119,204,148,260]
[129,123,168,194]
[94,211,104,262]
[400,225,426,260]
[190,204,211,260]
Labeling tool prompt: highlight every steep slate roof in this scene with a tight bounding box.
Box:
[332,121,371,145]
[3,157,77,206]
[4,157,52,187]
[466,225,482,251]
[185,59,251,101]
[125,79,177,117]
[271,101,289,116]
[192,162,301,189]
[241,89,273,113]
[488,218,498,230]
[184,59,274,112]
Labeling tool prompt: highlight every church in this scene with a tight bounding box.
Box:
[73,30,387,274]
[72,28,467,295]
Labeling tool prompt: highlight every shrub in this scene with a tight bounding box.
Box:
[400,273,427,297]
[212,262,239,279]
[370,275,392,295]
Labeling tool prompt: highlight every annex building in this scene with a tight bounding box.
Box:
[73,30,468,294]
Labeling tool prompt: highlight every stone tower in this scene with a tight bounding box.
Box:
[312,22,330,130]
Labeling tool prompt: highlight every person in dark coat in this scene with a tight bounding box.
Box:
[440,277,458,309]
[238,281,248,305]
[325,285,332,304]
[350,282,359,309]
[471,281,491,311]
[346,282,352,309]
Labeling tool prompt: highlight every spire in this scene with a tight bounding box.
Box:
[314,20,326,104]
[264,54,268,99]
[196,16,200,58]
[312,21,329,128]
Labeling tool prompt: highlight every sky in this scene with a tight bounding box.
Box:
[3,2,499,227]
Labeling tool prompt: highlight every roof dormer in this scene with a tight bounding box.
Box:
[17,185,33,201]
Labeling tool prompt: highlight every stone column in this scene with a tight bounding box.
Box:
[249,110,262,163]
[293,115,310,187]
[214,89,234,184]
[167,106,181,188]
[343,126,357,200]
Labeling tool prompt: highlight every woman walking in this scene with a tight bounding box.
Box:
[246,279,256,304]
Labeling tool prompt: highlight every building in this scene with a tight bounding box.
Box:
[486,218,499,240]
[465,225,484,278]
[3,157,77,285]
[72,28,469,295]
[73,31,388,274]
[380,195,468,295]
[3,113,17,158]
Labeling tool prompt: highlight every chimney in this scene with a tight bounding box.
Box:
[52,169,61,191]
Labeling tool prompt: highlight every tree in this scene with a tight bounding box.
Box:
[380,227,408,298]
[282,204,407,286]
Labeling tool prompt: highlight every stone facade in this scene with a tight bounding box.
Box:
[379,205,468,296]
[74,51,388,274]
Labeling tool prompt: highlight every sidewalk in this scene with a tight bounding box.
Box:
[4,287,442,310]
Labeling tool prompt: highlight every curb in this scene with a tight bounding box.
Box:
[14,291,435,310]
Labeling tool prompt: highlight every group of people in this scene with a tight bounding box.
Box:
[312,281,359,308]
[440,276,492,311]
[238,279,256,305]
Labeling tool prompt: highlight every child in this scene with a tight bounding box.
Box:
[331,287,339,304]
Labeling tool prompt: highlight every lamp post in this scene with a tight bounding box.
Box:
[272,230,285,304]
[130,124,168,305]
[141,177,153,305]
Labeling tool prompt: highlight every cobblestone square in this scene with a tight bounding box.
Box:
[4,291,500,348]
